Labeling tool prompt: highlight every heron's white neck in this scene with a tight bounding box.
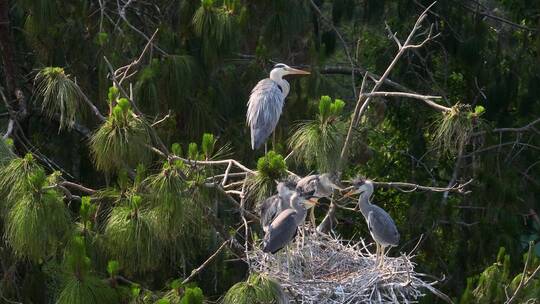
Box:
[270,69,290,97]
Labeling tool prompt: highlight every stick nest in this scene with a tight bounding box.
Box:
[247,230,450,303]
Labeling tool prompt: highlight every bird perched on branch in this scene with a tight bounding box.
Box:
[247,63,310,150]
[346,178,399,267]
[262,187,316,254]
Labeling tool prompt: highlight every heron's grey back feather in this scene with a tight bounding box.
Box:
[262,209,298,253]
[247,78,286,149]
[365,205,400,247]
[259,194,290,232]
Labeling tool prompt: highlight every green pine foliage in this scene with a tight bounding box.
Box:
[90,101,152,172]
[223,273,288,304]
[0,153,42,208]
[461,247,540,303]
[431,104,484,156]
[159,281,204,304]
[246,151,288,202]
[103,195,162,273]
[0,138,15,165]
[289,96,348,172]
[56,237,117,304]
[34,67,86,130]
[144,161,209,262]
[192,0,237,63]
[5,168,71,262]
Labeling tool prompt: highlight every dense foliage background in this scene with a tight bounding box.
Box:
[0,0,539,303]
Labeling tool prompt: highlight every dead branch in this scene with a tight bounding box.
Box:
[182,240,230,285]
[340,2,440,163]
[472,117,540,137]
[60,181,98,194]
[362,92,450,112]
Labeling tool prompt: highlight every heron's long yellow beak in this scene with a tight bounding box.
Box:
[288,67,310,75]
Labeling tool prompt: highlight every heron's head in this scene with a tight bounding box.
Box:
[319,173,343,191]
[276,181,295,197]
[345,177,374,197]
[271,63,310,78]
[291,192,317,210]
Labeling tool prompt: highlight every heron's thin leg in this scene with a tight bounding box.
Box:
[374,242,380,268]
[379,246,386,268]
[310,207,316,229]
[286,245,292,279]
[264,143,268,154]
[300,225,305,249]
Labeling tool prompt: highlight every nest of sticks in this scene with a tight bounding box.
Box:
[248,229,451,303]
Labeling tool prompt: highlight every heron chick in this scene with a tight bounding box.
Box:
[247,63,310,150]
[346,178,400,268]
[296,173,342,201]
[262,191,316,254]
[259,181,296,233]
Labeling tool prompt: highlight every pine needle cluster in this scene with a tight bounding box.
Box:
[5,167,71,262]
[145,160,209,259]
[431,104,484,156]
[246,151,288,203]
[103,195,162,273]
[34,67,86,130]
[289,95,348,172]
[192,0,236,63]
[90,98,152,172]
[0,153,43,209]
[56,236,118,304]
[223,273,288,304]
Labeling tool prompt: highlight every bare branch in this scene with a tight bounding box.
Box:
[117,28,159,85]
[362,92,450,112]
[60,181,98,194]
[182,240,230,285]
[340,1,439,165]
[472,117,540,137]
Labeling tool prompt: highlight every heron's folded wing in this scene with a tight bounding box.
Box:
[262,209,298,253]
[259,195,280,232]
[247,78,285,149]
[367,206,400,246]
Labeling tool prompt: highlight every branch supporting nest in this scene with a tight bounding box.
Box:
[248,230,452,303]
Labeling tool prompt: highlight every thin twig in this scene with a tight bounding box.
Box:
[182,240,230,285]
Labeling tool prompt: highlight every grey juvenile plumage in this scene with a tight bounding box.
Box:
[262,190,315,254]
[349,178,399,267]
[246,63,310,150]
[296,173,340,199]
[259,181,296,232]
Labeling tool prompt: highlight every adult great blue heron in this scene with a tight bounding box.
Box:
[262,190,316,254]
[247,63,310,150]
[347,178,400,267]
[259,181,297,233]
